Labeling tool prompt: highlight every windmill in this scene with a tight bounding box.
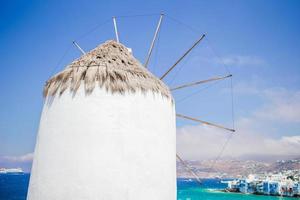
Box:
[27,13,235,200]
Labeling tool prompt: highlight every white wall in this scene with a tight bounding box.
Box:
[27,86,176,200]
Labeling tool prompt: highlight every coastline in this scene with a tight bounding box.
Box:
[216,188,300,198]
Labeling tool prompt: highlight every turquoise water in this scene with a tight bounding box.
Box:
[179,188,296,200]
[178,178,299,200]
[0,175,298,199]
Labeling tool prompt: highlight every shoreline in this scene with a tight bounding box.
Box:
[217,188,300,198]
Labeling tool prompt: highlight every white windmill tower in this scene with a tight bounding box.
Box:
[28,14,235,200]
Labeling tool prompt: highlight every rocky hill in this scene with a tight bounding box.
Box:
[177,157,300,178]
[268,158,300,172]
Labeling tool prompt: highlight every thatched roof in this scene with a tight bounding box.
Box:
[44,40,172,99]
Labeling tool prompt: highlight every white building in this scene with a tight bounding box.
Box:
[27,41,176,200]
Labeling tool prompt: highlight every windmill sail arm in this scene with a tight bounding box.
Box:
[176,154,202,184]
[144,13,164,68]
[171,74,232,91]
[176,113,235,132]
[160,34,206,80]
[72,41,86,55]
[112,16,119,43]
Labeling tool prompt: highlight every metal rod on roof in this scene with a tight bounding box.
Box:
[144,13,164,68]
[72,41,86,55]
[176,113,235,132]
[176,154,202,184]
[160,34,206,80]
[112,16,120,43]
[171,74,232,91]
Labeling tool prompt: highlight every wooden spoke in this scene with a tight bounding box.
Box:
[144,13,164,68]
[160,34,206,80]
[112,16,120,43]
[176,113,235,132]
[72,41,86,55]
[171,74,232,91]
[176,154,202,184]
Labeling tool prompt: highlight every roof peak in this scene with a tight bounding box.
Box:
[43,40,172,99]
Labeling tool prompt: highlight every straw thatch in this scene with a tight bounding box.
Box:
[44,40,172,99]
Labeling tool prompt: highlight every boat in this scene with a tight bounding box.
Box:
[0,168,24,174]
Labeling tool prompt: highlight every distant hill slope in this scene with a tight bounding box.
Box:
[269,158,300,172]
[177,157,300,178]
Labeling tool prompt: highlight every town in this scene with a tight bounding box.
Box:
[224,170,300,197]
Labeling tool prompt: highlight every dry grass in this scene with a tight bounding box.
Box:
[44,40,172,99]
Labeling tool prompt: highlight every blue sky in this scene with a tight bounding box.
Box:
[1,0,300,171]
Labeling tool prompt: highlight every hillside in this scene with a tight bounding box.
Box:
[177,157,300,178]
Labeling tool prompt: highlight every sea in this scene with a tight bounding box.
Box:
[0,174,298,200]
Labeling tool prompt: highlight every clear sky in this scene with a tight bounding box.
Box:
[1,0,300,171]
